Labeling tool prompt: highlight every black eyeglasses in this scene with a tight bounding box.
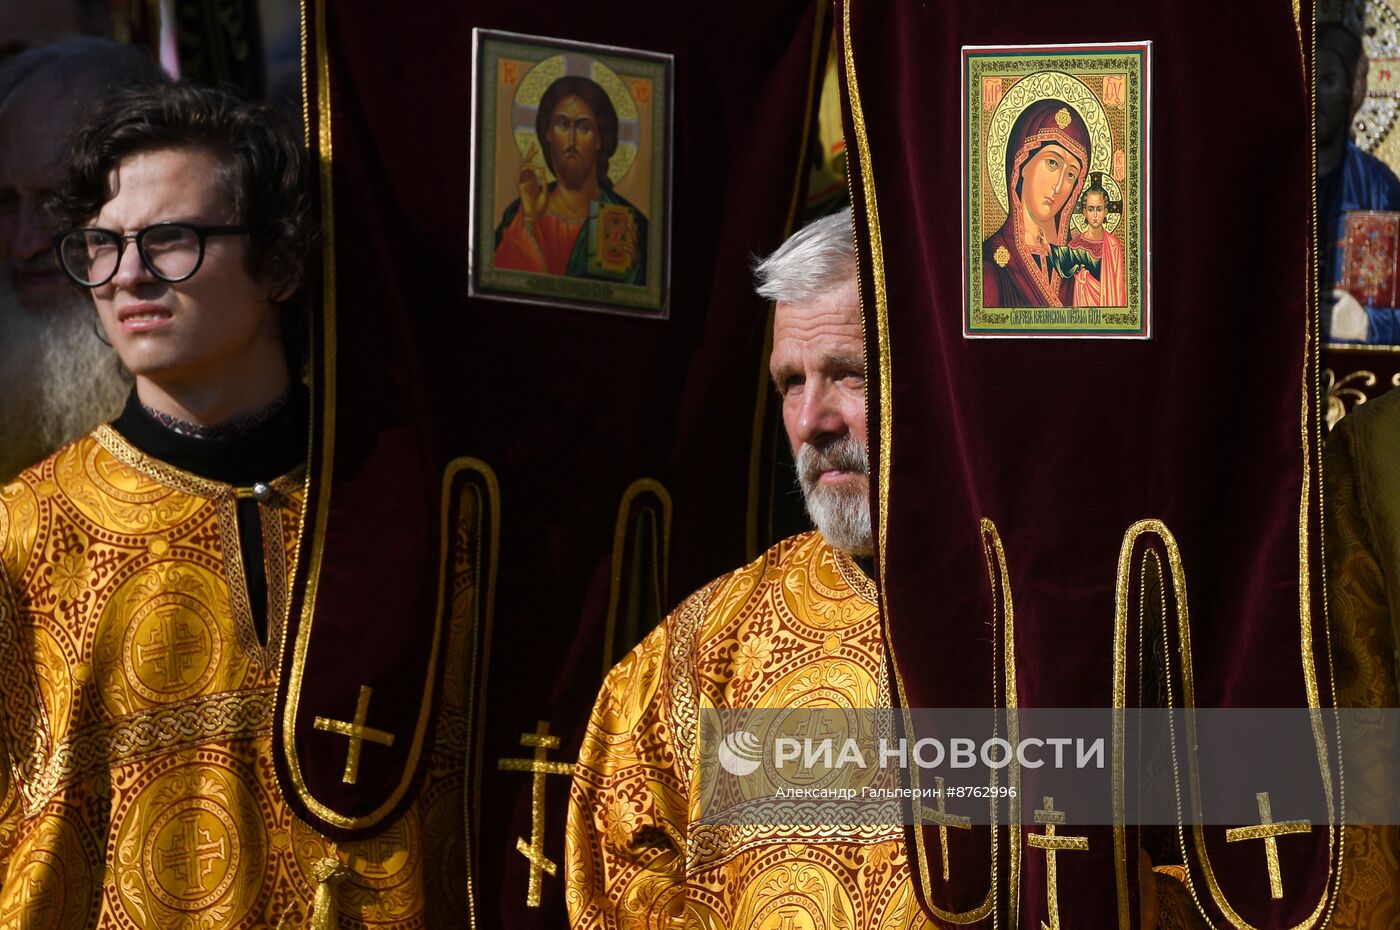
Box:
[53,222,255,288]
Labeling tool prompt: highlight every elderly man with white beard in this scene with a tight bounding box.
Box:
[0,38,163,479]
[563,210,931,928]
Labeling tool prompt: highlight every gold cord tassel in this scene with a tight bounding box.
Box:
[311,856,353,930]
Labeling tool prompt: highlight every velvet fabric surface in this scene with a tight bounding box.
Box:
[839,1,1340,927]
[286,0,825,925]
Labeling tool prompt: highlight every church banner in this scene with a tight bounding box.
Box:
[840,0,1341,926]
[295,0,827,924]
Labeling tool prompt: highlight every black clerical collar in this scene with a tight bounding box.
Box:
[112,384,309,486]
[141,385,292,439]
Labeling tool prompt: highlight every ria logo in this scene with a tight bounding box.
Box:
[718,729,763,776]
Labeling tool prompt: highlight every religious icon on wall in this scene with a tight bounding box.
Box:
[963,42,1151,338]
[470,30,673,317]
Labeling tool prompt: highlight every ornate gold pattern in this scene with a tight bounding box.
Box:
[1322,369,1378,431]
[567,532,927,929]
[1322,399,1400,929]
[1327,341,1400,354]
[831,546,877,605]
[1224,792,1311,900]
[0,434,474,926]
[994,245,1010,267]
[92,427,230,499]
[0,802,99,928]
[256,499,289,665]
[497,721,576,907]
[28,689,274,814]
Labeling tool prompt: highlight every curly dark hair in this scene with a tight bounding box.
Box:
[534,75,618,189]
[46,82,317,368]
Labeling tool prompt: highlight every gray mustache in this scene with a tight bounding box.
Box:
[797,436,868,486]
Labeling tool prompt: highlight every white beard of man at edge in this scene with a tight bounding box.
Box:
[796,432,874,557]
[0,275,130,481]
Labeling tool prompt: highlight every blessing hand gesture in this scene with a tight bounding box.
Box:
[517,143,548,225]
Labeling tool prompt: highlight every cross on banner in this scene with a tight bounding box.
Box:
[920,777,972,881]
[497,721,576,907]
[313,684,397,785]
[1027,797,1089,930]
[1224,791,1311,900]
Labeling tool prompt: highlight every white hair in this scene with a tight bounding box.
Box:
[0,280,129,481]
[753,208,856,304]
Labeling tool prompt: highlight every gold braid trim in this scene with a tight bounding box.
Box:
[92,426,228,498]
[18,688,274,814]
[93,425,305,499]
[832,546,879,605]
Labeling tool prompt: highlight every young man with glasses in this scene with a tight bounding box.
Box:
[0,83,469,927]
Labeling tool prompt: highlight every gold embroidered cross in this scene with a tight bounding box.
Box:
[156,810,227,892]
[1028,797,1089,930]
[788,714,840,782]
[137,610,204,688]
[0,873,53,923]
[1225,791,1310,900]
[921,777,972,881]
[313,685,396,785]
[498,721,576,907]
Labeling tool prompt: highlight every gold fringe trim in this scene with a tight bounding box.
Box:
[310,855,353,930]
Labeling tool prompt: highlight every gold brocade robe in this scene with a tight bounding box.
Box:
[1322,391,1400,930]
[566,531,933,929]
[0,428,470,929]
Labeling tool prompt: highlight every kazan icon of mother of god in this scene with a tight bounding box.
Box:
[982,99,1101,308]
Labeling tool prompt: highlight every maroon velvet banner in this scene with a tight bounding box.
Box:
[839,1,1341,927]
[287,0,826,924]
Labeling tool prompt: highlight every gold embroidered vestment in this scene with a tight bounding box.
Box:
[0,429,471,928]
[566,531,932,929]
[1323,390,1400,930]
